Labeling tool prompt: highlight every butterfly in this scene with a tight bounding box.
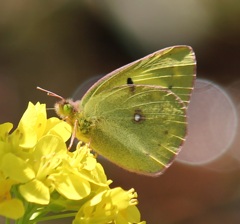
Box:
[38,45,196,176]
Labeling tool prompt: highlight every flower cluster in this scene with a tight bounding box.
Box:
[0,102,145,223]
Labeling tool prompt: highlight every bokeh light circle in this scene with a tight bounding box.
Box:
[177,79,238,165]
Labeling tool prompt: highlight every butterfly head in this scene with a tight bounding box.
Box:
[54,99,80,121]
[37,86,81,123]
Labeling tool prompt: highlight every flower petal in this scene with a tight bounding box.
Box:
[53,172,91,200]
[0,198,25,219]
[14,102,47,148]
[19,179,50,204]
[0,122,13,141]
[45,117,71,142]
[0,153,35,182]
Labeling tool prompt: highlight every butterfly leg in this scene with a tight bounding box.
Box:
[68,119,78,150]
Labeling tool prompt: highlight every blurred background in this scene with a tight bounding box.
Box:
[1,1,240,223]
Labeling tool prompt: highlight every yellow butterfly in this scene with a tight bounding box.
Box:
[39,45,196,176]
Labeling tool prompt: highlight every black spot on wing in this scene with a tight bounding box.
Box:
[127,77,135,93]
[127,77,134,84]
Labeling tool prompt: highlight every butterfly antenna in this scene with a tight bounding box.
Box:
[37,86,64,100]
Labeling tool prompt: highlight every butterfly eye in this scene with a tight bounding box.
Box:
[63,104,73,114]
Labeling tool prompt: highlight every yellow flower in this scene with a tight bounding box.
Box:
[50,143,109,202]
[9,102,71,150]
[18,134,69,204]
[0,103,71,205]
[0,178,24,219]
[0,102,145,223]
[73,187,145,224]
[0,123,25,219]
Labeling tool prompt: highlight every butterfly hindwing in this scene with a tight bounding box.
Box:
[81,85,186,175]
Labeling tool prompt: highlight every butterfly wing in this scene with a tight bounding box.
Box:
[82,85,186,176]
[81,45,196,107]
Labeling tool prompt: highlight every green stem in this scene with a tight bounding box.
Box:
[5,218,10,224]
[15,202,39,224]
[30,212,77,223]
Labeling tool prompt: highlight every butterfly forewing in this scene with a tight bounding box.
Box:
[81,46,196,108]
[81,85,186,176]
